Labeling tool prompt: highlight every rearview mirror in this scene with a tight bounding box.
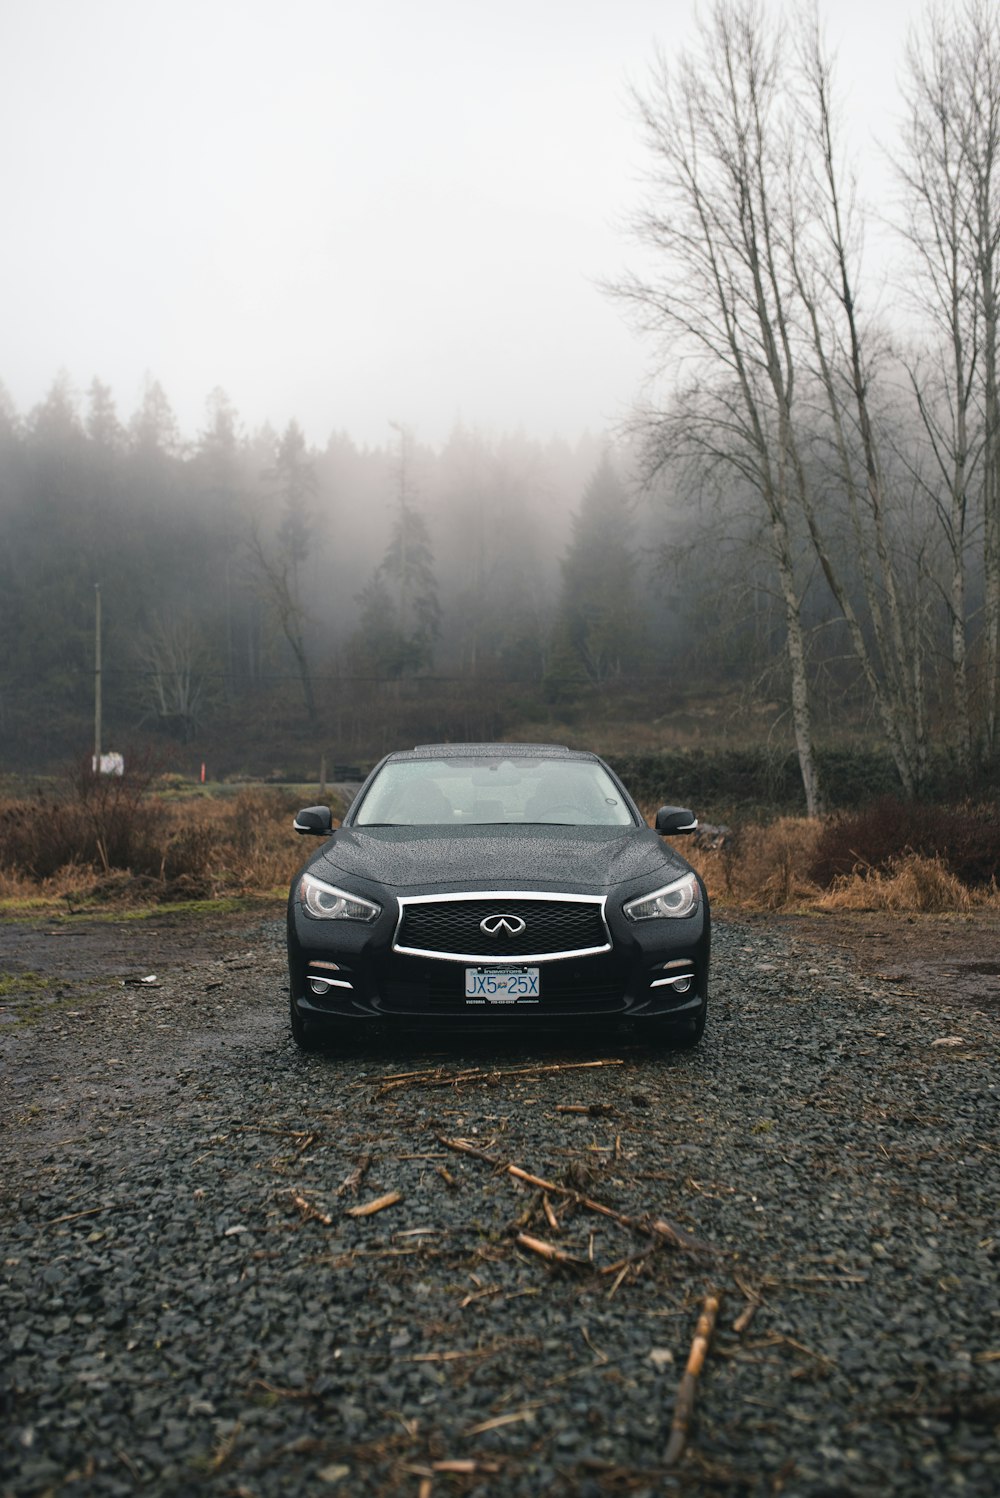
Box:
[293,805,333,836]
[654,806,698,836]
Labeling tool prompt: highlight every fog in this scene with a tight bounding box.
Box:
[0,0,914,448]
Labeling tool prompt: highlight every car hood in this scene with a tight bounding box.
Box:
[316,824,683,892]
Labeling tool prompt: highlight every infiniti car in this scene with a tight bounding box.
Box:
[287,743,709,1050]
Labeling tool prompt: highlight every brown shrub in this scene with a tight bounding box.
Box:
[814,854,979,913]
[0,761,167,880]
[686,817,822,911]
[809,797,1000,888]
[0,779,317,903]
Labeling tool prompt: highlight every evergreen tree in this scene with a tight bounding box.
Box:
[550,454,646,685]
[351,427,440,677]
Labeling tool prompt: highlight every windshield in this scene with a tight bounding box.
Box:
[353,756,636,828]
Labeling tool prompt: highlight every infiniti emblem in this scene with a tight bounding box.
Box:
[480,914,526,937]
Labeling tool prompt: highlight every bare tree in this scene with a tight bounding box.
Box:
[616,0,824,811]
[135,613,211,740]
[791,14,932,795]
[959,1,1000,756]
[894,1,1000,771]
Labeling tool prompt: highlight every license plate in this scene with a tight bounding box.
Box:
[465,967,540,1004]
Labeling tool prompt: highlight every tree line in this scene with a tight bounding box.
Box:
[0,378,672,771]
[2,0,998,805]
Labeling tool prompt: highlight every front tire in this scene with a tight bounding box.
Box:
[642,1000,707,1050]
[290,995,322,1052]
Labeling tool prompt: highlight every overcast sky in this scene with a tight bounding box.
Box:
[0,0,922,449]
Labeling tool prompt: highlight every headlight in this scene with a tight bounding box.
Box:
[624,872,700,921]
[299,873,381,923]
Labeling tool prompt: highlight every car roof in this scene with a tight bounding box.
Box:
[393,742,591,761]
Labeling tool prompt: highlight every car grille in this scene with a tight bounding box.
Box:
[394,896,609,959]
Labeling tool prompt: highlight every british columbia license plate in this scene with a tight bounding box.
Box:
[465,967,540,1003]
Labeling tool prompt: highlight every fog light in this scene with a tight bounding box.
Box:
[670,975,693,994]
[308,976,334,995]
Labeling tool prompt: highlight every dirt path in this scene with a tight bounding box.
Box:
[770,909,1000,1012]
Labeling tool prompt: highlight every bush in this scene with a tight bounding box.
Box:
[0,772,315,900]
[0,759,166,880]
[686,817,822,910]
[808,797,1000,889]
[815,854,975,913]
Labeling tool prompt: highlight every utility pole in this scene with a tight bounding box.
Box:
[94,582,102,772]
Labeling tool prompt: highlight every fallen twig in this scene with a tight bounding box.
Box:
[732,1300,757,1335]
[48,1204,112,1227]
[289,1191,333,1226]
[336,1153,372,1196]
[432,1460,502,1474]
[437,1135,505,1166]
[459,1285,501,1308]
[250,1378,313,1400]
[516,1232,591,1269]
[345,1190,402,1218]
[732,1271,762,1334]
[646,1217,715,1255]
[208,1419,242,1473]
[464,1405,540,1436]
[601,1244,659,1282]
[663,1289,722,1467]
[379,1058,623,1096]
[508,1164,715,1257]
[746,1333,836,1366]
[555,1102,616,1116]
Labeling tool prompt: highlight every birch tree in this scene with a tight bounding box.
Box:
[791,16,932,795]
[617,0,824,812]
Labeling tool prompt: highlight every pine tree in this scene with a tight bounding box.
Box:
[551,454,646,685]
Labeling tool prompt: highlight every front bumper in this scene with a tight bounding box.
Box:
[288,898,709,1028]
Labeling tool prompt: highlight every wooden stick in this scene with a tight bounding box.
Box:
[516,1233,589,1268]
[336,1153,371,1196]
[345,1190,401,1218]
[732,1300,757,1335]
[48,1204,111,1226]
[663,1289,722,1467]
[289,1192,332,1226]
[432,1460,501,1474]
[555,1102,616,1116]
[379,1058,623,1095]
[436,1135,504,1166]
[507,1165,715,1257]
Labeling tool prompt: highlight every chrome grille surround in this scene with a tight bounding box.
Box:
[393,890,611,963]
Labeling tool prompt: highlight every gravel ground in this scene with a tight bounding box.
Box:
[1,911,998,1497]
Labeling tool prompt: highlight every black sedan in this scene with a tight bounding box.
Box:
[287,743,710,1050]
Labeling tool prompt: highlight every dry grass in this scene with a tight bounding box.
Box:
[0,786,331,908]
[687,817,822,911]
[3,783,997,918]
[684,820,1000,915]
[812,853,996,913]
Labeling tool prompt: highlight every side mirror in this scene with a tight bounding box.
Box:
[655,806,698,836]
[293,805,334,836]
